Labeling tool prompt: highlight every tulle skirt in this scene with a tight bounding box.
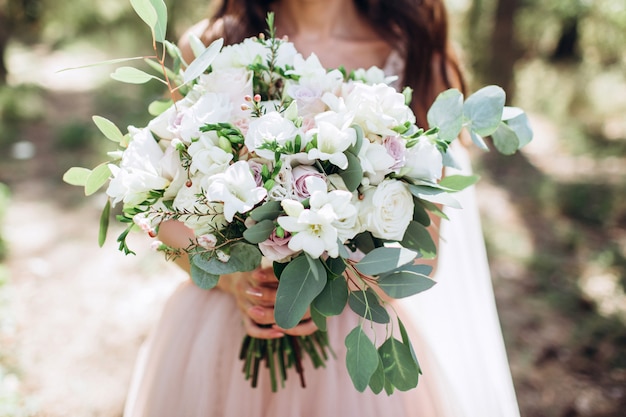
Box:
[123,145,520,417]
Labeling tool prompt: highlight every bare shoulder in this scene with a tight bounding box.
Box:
[178,18,225,63]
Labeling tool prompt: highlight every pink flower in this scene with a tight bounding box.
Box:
[383,135,407,171]
[291,165,325,199]
[197,234,218,249]
[259,229,297,262]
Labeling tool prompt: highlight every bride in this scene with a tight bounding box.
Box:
[123,0,520,415]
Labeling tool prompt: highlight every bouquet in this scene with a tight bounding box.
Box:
[64,1,532,394]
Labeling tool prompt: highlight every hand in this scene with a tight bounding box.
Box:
[223,266,318,339]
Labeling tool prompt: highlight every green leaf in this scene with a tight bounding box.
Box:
[130,0,158,33]
[98,200,111,247]
[111,67,162,84]
[63,167,91,186]
[491,122,519,155]
[438,174,480,191]
[243,219,274,244]
[274,256,328,329]
[348,289,390,324]
[378,271,436,298]
[413,201,431,226]
[427,88,464,142]
[250,200,283,221]
[463,85,506,137]
[469,130,489,151]
[192,243,262,275]
[401,221,437,259]
[418,199,449,221]
[324,256,347,278]
[310,304,327,332]
[92,116,124,143]
[57,56,146,73]
[409,184,461,208]
[85,163,111,196]
[345,326,379,392]
[312,275,349,316]
[148,99,174,116]
[398,317,420,369]
[338,151,363,192]
[190,257,220,289]
[149,0,167,43]
[503,107,533,148]
[368,355,386,394]
[378,337,420,391]
[352,231,376,254]
[355,247,416,276]
[183,38,224,84]
[348,124,364,155]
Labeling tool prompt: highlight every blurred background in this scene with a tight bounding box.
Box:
[0,0,625,415]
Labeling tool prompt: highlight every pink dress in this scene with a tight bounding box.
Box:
[123,54,520,416]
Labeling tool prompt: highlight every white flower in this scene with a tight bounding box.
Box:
[187,135,233,176]
[352,66,398,85]
[198,68,253,119]
[245,112,299,160]
[106,127,171,206]
[343,83,415,137]
[358,179,414,241]
[357,140,396,186]
[285,54,343,116]
[402,137,443,182]
[206,160,267,222]
[197,233,218,249]
[216,250,230,263]
[172,93,233,142]
[307,111,356,169]
[211,38,267,70]
[172,175,227,235]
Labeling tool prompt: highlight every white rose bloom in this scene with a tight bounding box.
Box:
[402,137,444,182]
[285,54,343,116]
[245,111,299,160]
[357,140,396,186]
[106,127,171,206]
[352,66,398,85]
[172,92,233,142]
[206,160,267,222]
[358,179,414,241]
[343,83,415,137]
[198,68,253,119]
[147,94,197,140]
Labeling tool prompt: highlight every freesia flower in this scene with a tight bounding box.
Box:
[206,160,267,222]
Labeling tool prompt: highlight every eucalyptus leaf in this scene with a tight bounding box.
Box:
[409,184,461,208]
[85,163,111,196]
[355,247,416,276]
[348,289,390,324]
[192,243,262,275]
[148,99,174,116]
[312,275,349,316]
[438,174,480,192]
[324,256,347,278]
[469,130,489,150]
[418,199,449,221]
[92,116,123,143]
[149,0,167,43]
[130,0,157,32]
[111,67,161,84]
[243,219,275,244]
[348,124,364,155]
[378,271,436,298]
[190,258,220,290]
[310,305,327,332]
[504,109,533,148]
[379,337,420,391]
[426,88,464,142]
[338,151,363,192]
[345,326,379,392]
[63,167,91,186]
[413,201,431,226]
[274,256,327,329]
[491,122,519,155]
[463,85,505,137]
[368,355,386,394]
[401,221,436,259]
[352,231,376,254]
[187,33,208,59]
[183,38,224,84]
[98,200,111,247]
[250,200,283,221]
[398,317,420,368]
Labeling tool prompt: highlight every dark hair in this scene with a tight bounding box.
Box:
[206,0,465,126]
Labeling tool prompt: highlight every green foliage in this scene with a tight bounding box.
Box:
[345,326,379,392]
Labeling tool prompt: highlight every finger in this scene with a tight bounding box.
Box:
[247,305,276,325]
[251,267,279,285]
[244,286,277,307]
[275,318,318,337]
[242,316,284,339]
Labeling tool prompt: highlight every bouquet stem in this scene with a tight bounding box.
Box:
[239,330,333,392]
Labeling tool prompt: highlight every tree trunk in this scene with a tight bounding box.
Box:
[488,0,521,103]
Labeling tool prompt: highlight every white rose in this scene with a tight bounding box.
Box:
[198,68,253,119]
[187,134,233,176]
[245,112,299,160]
[402,137,443,182]
[358,179,414,241]
[174,93,233,142]
[357,140,396,186]
[211,38,267,70]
